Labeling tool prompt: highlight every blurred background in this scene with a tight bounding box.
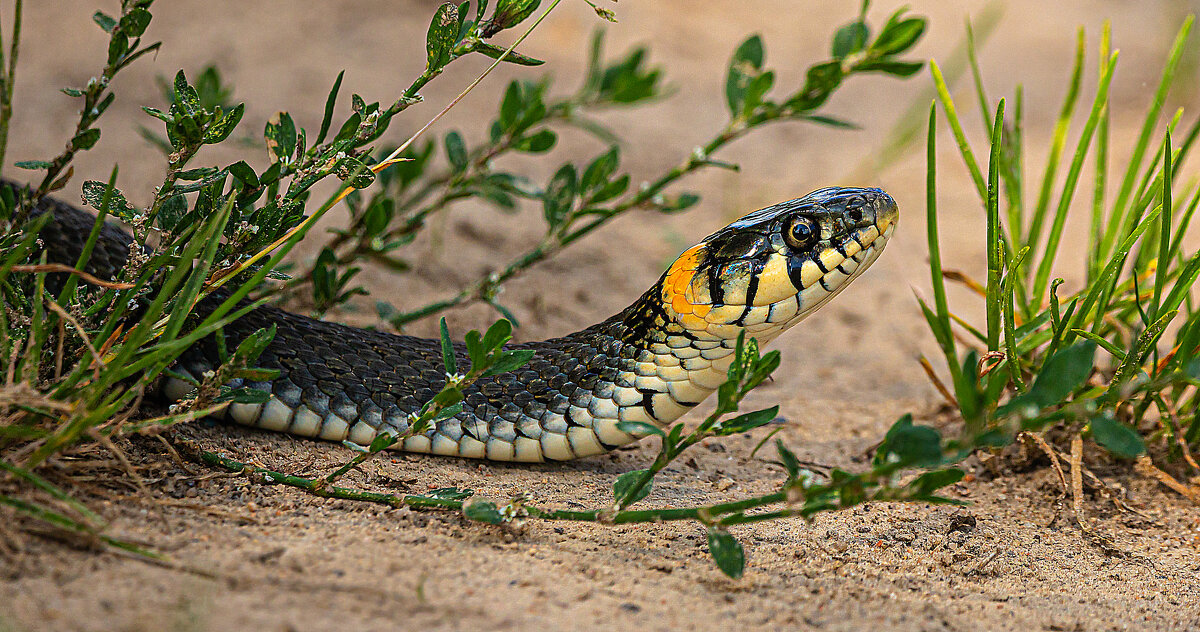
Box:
[6,1,1199,416]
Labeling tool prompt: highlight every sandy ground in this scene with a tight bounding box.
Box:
[3,1,1200,630]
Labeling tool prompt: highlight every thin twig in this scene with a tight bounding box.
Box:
[10,264,135,289]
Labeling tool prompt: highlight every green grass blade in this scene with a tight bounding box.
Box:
[1107,309,1177,395]
[986,99,1005,352]
[1151,132,1172,323]
[1087,25,1111,281]
[1070,328,1127,360]
[1029,50,1119,308]
[965,20,993,133]
[1028,28,1085,251]
[1166,184,1200,264]
[924,102,960,387]
[1099,17,1193,264]
[931,60,987,201]
[1002,246,1029,391]
[1065,205,1161,342]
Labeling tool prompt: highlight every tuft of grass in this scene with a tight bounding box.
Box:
[920,17,1200,494]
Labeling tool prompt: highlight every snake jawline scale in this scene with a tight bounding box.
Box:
[38,185,898,462]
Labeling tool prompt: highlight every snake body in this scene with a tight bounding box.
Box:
[31,185,897,462]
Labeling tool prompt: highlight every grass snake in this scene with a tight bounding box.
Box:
[27,185,898,462]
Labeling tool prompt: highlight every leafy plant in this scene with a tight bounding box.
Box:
[919,18,1200,492]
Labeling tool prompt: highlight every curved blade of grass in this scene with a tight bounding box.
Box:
[931,60,986,201]
[1062,205,1161,343]
[1002,246,1029,391]
[1098,17,1193,265]
[1107,309,1177,395]
[985,99,1004,372]
[1070,328,1127,361]
[923,102,961,388]
[1150,132,1172,323]
[1029,50,1119,308]
[1088,24,1112,281]
[1027,28,1085,251]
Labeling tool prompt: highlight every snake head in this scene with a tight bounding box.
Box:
[659,187,898,340]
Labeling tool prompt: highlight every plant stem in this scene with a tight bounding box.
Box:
[0,0,23,175]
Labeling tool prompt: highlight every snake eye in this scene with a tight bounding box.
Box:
[784,217,818,249]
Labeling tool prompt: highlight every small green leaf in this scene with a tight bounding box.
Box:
[430,388,464,409]
[218,388,271,405]
[474,42,545,66]
[431,402,464,423]
[464,329,485,368]
[832,21,869,58]
[204,103,245,144]
[226,160,258,188]
[481,318,514,352]
[854,60,924,77]
[336,155,376,189]
[368,430,398,453]
[706,528,745,579]
[315,71,345,145]
[905,467,965,497]
[581,146,619,192]
[488,0,541,32]
[775,439,800,480]
[870,12,927,56]
[787,61,844,111]
[80,180,137,221]
[613,469,652,505]
[656,192,701,214]
[462,498,503,524]
[616,421,664,438]
[875,414,943,467]
[542,164,577,228]
[482,349,534,377]
[264,112,298,163]
[725,35,765,116]
[93,11,117,33]
[714,405,779,436]
[1090,414,1146,458]
[439,318,458,374]
[71,129,101,151]
[444,130,468,171]
[119,7,152,37]
[513,129,556,153]
[1003,341,1096,414]
[426,3,459,73]
[120,7,153,38]
[14,160,52,170]
[424,487,474,500]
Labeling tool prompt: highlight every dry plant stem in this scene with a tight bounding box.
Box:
[1135,455,1200,504]
[1021,431,1069,497]
[8,264,135,289]
[918,355,959,408]
[1070,433,1089,531]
